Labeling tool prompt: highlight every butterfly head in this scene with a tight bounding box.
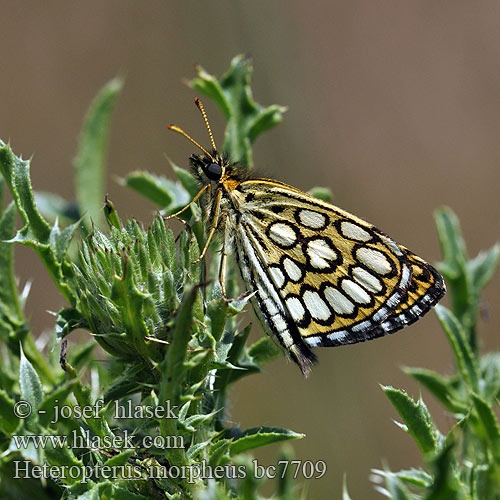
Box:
[169,98,248,188]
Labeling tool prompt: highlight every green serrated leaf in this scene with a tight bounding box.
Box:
[227,426,304,456]
[0,140,74,303]
[395,468,433,488]
[471,392,500,462]
[0,201,23,322]
[468,243,500,295]
[74,77,123,226]
[435,305,479,391]
[19,345,43,410]
[248,336,281,366]
[124,171,175,207]
[382,385,438,455]
[434,207,469,277]
[480,352,500,401]
[19,344,43,433]
[102,449,136,468]
[0,140,51,242]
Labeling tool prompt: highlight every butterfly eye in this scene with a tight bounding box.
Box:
[205,162,222,181]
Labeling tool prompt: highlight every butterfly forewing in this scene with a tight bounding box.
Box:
[228,178,445,373]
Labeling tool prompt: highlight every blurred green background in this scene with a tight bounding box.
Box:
[1,2,499,498]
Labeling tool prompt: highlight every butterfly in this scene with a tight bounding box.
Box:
[167,98,446,376]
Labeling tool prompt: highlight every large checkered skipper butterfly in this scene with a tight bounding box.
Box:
[168,99,446,376]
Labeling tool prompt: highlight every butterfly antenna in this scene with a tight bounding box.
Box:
[194,98,218,154]
[167,124,215,162]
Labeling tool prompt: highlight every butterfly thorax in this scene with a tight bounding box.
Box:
[189,153,254,221]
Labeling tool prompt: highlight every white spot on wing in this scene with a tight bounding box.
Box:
[356,248,392,275]
[352,266,383,293]
[269,222,297,247]
[373,307,388,322]
[283,258,303,281]
[324,287,355,314]
[340,221,371,241]
[341,279,371,305]
[299,209,326,229]
[352,320,372,333]
[270,266,285,289]
[303,290,331,321]
[286,296,306,322]
[381,320,392,332]
[272,315,288,333]
[327,330,348,343]
[280,331,293,347]
[306,336,321,346]
[380,235,403,256]
[264,298,279,317]
[307,239,337,270]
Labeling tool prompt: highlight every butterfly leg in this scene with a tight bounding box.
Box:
[164,183,208,220]
[194,187,223,263]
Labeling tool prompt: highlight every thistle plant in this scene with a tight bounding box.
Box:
[0,56,305,500]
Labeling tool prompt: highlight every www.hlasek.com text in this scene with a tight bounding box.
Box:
[13,429,184,451]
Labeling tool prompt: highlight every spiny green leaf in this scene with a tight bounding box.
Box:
[471,392,500,463]
[19,344,43,433]
[247,336,281,366]
[468,243,500,295]
[480,352,500,401]
[0,140,75,302]
[435,305,479,391]
[74,77,123,226]
[19,345,43,410]
[124,171,174,207]
[434,207,469,278]
[382,385,438,455]
[0,201,22,321]
[395,468,433,488]
[102,449,136,468]
[0,140,51,242]
[227,426,304,456]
